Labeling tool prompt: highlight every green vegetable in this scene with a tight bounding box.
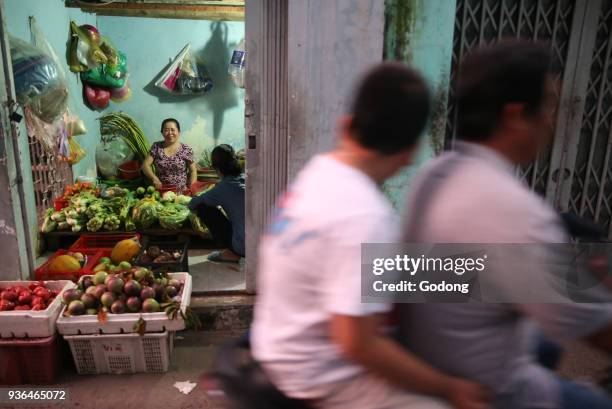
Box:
[136,187,145,196]
[158,203,190,230]
[132,198,163,229]
[176,195,192,206]
[161,191,176,203]
[86,216,105,232]
[147,186,156,194]
[41,208,57,233]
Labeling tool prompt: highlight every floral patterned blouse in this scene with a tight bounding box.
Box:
[150,142,194,189]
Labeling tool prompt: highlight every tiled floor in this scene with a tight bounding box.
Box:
[188,249,246,293]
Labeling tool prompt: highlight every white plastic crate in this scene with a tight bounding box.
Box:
[56,272,191,335]
[0,280,75,338]
[64,331,174,374]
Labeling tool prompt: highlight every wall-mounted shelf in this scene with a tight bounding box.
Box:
[64,0,245,21]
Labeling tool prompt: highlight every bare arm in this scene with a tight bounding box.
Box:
[142,155,161,189]
[188,162,198,189]
[330,314,490,409]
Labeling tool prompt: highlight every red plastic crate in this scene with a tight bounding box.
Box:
[69,233,141,255]
[34,249,103,282]
[0,335,61,385]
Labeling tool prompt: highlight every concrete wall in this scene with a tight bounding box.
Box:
[287,0,386,180]
[383,0,456,209]
[97,16,246,163]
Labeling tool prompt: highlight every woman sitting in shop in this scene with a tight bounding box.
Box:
[189,144,245,263]
[142,118,197,193]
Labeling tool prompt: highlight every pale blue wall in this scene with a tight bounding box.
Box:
[383,0,456,209]
[97,16,246,164]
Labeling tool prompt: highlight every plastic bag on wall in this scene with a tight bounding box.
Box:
[10,36,68,123]
[23,106,61,152]
[80,52,128,89]
[68,21,107,73]
[154,43,213,95]
[66,137,86,165]
[95,136,134,178]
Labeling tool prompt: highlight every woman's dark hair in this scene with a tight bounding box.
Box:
[348,63,430,155]
[211,144,241,176]
[161,118,181,132]
[456,41,553,141]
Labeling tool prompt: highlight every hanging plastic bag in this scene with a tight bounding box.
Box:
[23,106,62,152]
[67,137,86,165]
[154,43,213,95]
[67,21,107,72]
[110,80,132,103]
[80,52,128,89]
[228,38,246,88]
[83,83,111,111]
[95,136,134,178]
[10,36,68,123]
[64,110,87,137]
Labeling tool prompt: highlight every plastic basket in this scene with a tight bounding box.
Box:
[134,238,190,272]
[0,280,74,338]
[64,331,173,374]
[0,335,62,385]
[69,233,141,255]
[56,272,191,335]
[34,249,103,282]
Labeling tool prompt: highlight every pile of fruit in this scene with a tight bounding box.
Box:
[46,251,86,275]
[0,282,59,311]
[62,236,183,317]
[41,183,204,233]
[61,267,183,317]
[137,245,183,264]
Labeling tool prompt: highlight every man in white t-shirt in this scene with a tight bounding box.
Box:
[252,64,490,409]
[399,41,612,409]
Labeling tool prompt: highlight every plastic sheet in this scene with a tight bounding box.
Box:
[95,137,134,178]
[154,44,213,95]
[10,36,68,123]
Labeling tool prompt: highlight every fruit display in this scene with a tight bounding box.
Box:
[137,245,183,264]
[47,251,85,274]
[0,282,59,311]
[110,236,141,264]
[62,262,183,318]
[41,182,205,233]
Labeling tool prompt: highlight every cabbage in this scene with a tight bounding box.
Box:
[161,191,176,203]
[132,198,163,229]
[177,195,192,206]
[158,203,190,229]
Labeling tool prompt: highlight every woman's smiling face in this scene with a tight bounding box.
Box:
[162,121,180,144]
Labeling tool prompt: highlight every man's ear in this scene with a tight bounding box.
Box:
[500,103,530,131]
[338,115,355,143]
[339,115,353,134]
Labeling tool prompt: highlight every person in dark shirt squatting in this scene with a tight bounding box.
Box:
[188,144,245,263]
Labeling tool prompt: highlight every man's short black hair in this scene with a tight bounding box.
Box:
[349,63,430,154]
[456,41,553,141]
[161,118,181,132]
